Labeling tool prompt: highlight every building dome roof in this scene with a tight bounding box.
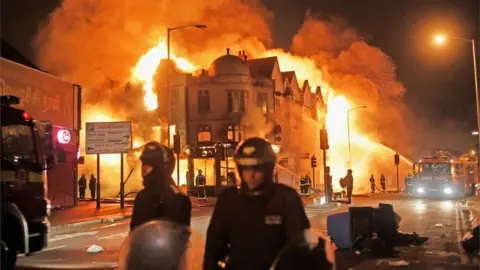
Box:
[208,51,250,77]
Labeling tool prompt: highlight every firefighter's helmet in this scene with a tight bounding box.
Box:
[119,220,190,270]
[140,141,176,175]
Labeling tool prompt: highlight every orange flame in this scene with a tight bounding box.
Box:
[125,42,411,194]
[131,38,197,111]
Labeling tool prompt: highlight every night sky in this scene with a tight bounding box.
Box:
[2,0,480,142]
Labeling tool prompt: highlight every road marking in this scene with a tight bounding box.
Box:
[49,231,98,242]
[192,215,210,220]
[455,207,468,265]
[98,232,128,240]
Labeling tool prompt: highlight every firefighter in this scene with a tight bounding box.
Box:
[304,174,312,195]
[344,169,354,204]
[89,174,97,200]
[369,174,375,193]
[299,175,307,196]
[78,173,87,199]
[203,137,310,270]
[196,169,207,201]
[119,220,191,270]
[130,142,191,232]
[325,166,333,202]
[380,173,386,192]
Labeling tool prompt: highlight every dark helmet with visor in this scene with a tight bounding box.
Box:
[233,137,277,194]
[118,220,191,270]
[140,141,176,176]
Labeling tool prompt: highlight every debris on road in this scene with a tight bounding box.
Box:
[87,244,104,253]
[425,250,459,257]
[388,260,409,267]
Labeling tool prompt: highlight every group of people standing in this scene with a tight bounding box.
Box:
[77,173,97,200]
[369,173,387,193]
[119,138,335,270]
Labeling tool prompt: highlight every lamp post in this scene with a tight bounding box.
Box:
[433,34,479,156]
[347,105,367,169]
[166,24,206,147]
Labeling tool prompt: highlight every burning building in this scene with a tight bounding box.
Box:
[150,48,327,196]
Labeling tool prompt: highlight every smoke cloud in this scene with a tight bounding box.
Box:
[35,1,416,194]
[290,14,411,156]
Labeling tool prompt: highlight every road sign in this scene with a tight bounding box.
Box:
[85,121,132,155]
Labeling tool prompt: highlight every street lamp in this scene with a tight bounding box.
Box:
[433,34,447,45]
[347,105,367,168]
[166,24,207,147]
[433,33,480,156]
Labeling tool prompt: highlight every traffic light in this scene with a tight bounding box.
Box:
[320,128,329,150]
[311,155,317,168]
[394,153,400,165]
[173,134,181,154]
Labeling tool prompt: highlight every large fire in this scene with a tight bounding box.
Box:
[35,0,413,197]
[130,38,197,111]
[126,42,412,193]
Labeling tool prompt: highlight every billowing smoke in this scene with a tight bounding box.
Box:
[35,1,414,194]
[290,14,408,149]
[34,0,272,93]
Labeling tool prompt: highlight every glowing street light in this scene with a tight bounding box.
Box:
[432,32,480,160]
[472,130,479,136]
[433,34,447,45]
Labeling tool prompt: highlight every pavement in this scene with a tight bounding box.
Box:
[48,197,218,235]
[16,193,480,269]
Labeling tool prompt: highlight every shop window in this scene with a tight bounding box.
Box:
[197,125,212,142]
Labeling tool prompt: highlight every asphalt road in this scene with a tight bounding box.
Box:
[16,194,479,270]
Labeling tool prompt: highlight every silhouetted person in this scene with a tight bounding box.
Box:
[325,167,333,202]
[369,174,375,193]
[380,174,386,192]
[344,169,354,204]
[89,174,97,200]
[130,142,191,231]
[196,169,206,201]
[78,173,87,199]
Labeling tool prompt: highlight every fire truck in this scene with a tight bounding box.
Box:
[1,96,56,269]
[407,151,464,198]
[452,150,478,195]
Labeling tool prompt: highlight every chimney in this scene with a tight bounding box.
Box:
[242,50,245,56]
[244,54,248,63]
[226,48,230,55]
[238,51,242,56]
